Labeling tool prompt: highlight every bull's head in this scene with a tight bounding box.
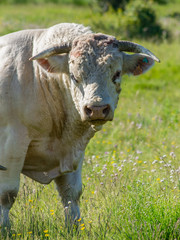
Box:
[30,33,159,126]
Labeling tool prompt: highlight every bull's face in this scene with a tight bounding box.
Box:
[31,33,159,127]
[68,35,123,125]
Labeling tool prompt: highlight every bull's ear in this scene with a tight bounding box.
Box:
[122,53,155,76]
[33,54,69,73]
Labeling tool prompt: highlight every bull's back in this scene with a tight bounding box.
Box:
[0,29,43,123]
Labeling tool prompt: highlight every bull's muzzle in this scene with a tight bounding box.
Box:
[84,104,112,123]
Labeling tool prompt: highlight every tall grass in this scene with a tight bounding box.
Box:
[0,2,179,239]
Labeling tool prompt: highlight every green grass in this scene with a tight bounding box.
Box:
[0,2,180,239]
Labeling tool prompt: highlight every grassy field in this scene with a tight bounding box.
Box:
[0,1,180,239]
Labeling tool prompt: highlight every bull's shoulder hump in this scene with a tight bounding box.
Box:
[49,23,92,34]
[44,23,93,44]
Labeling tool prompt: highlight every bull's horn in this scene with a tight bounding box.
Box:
[118,41,160,63]
[29,45,71,61]
[0,165,7,170]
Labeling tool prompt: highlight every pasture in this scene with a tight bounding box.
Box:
[0,1,180,239]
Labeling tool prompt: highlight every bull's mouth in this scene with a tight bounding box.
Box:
[88,119,109,126]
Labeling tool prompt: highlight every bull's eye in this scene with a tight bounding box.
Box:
[112,71,121,84]
[70,73,78,83]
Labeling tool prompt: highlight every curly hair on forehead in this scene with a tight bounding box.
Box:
[73,33,117,46]
[70,33,119,60]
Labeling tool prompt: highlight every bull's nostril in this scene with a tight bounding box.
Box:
[103,105,110,117]
[84,106,93,116]
[84,104,111,120]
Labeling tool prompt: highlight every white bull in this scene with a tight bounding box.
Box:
[0,23,159,228]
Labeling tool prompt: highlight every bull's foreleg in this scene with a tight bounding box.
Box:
[0,190,18,228]
[54,159,83,228]
[0,124,30,229]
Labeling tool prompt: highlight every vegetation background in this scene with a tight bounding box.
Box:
[0,0,179,239]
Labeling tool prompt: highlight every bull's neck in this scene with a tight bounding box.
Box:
[37,70,96,145]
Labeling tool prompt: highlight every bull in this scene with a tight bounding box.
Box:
[0,23,159,228]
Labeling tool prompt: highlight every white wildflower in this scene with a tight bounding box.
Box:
[152,160,158,164]
[136,150,142,154]
[170,152,176,158]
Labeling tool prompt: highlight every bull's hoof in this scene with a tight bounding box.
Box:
[65,217,83,234]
